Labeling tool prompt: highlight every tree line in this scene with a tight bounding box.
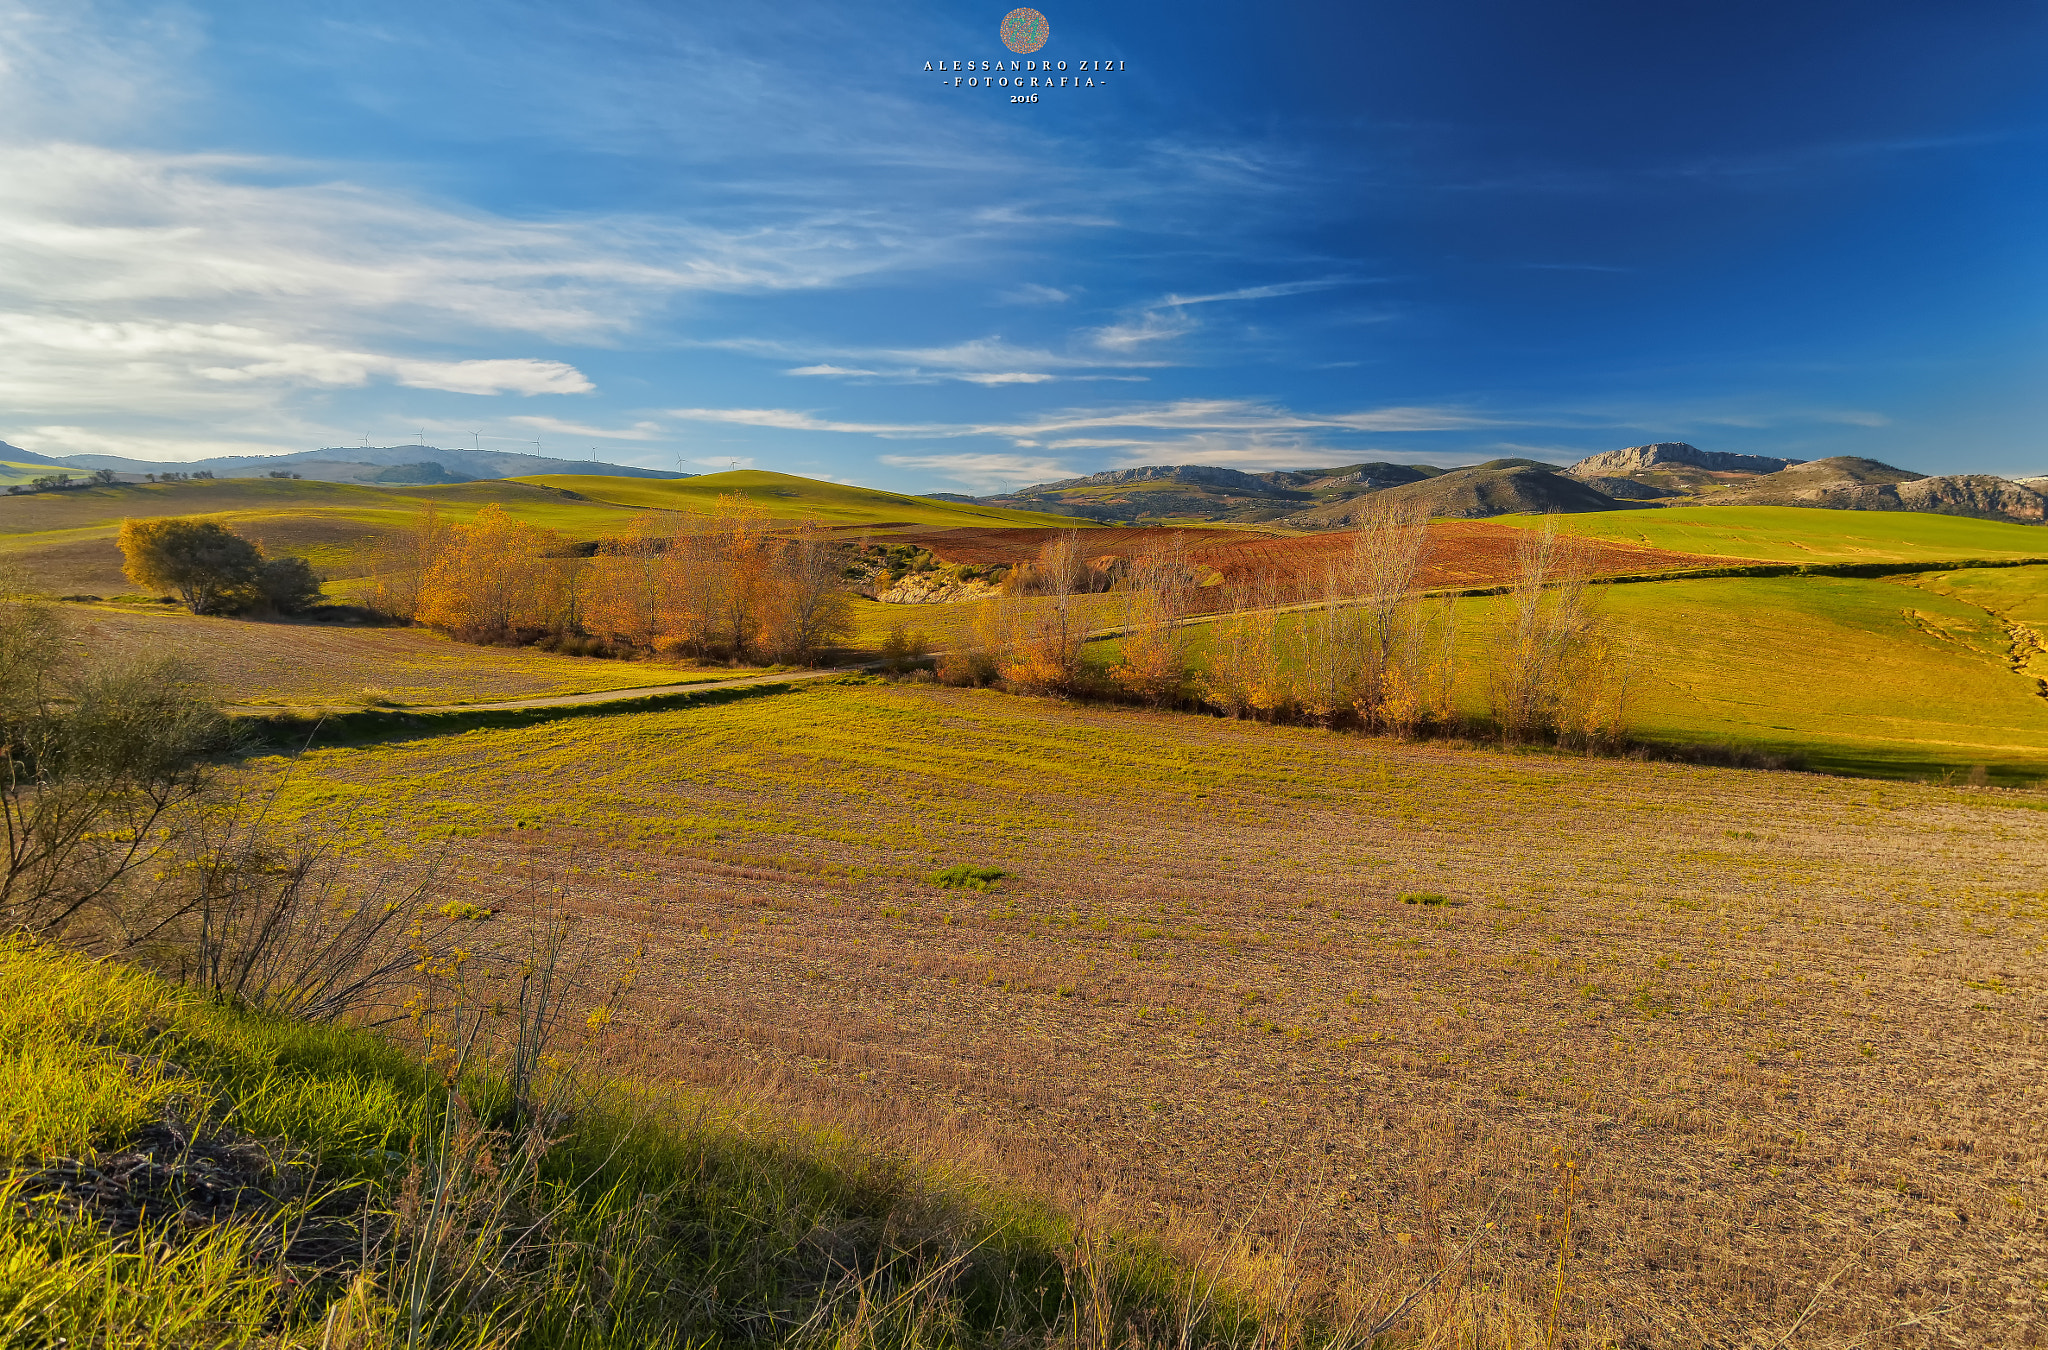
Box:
[927,507,1636,749]
[364,494,852,663]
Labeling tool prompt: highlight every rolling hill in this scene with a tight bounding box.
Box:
[515,470,1090,528]
[969,461,1444,524]
[16,441,691,486]
[0,469,1089,595]
[951,441,2048,528]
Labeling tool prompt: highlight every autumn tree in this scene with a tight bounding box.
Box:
[763,521,853,663]
[417,504,573,641]
[578,512,673,648]
[363,503,447,622]
[1110,537,1200,705]
[1000,531,1089,694]
[1486,518,1629,745]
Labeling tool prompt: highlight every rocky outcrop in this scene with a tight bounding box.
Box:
[1574,474,1686,501]
[1032,464,1280,494]
[1568,442,1801,478]
[876,573,1004,604]
[1895,475,2048,523]
[1707,460,2046,523]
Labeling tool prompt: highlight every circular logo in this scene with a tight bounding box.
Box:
[1000,7,1049,54]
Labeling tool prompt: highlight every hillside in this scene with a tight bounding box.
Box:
[0,470,1088,595]
[1501,503,2048,562]
[1703,459,2048,521]
[969,461,1443,524]
[1292,459,1619,523]
[956,442,2048,528]
[28,441,690,485]
[517,470,1091,528]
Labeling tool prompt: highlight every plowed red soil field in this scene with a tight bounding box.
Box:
[892,522,1722,591]
[1189,522,1725,590]
[893,525,1272,566]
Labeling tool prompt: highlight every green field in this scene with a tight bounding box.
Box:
[1116,571,2048,781]
[0,470,1086,595]
[517,469,1088,528]
[1911,564,2048,662]
[1562,575,2048,778]
[0,460,57,486]
[1495,504,2048,563]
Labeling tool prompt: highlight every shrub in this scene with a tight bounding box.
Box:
[117,518,262,614]
[930,864,1006,891]
[115,518,322,616]
[253,554,321,614]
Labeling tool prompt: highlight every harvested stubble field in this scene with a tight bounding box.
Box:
[272,682,2047,1346]
[57,604,737,707]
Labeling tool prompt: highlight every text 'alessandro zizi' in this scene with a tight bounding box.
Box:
[925,58,1124,89]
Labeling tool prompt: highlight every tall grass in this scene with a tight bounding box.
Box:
[0,937,1403,1349]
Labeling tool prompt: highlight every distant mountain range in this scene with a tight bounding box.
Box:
[948,443,2048,527]
[0,441,688,484]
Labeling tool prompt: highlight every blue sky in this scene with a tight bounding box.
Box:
[2,0,2044,488]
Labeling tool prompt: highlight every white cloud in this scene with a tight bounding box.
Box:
[0,314,590,405]
[997,283,1074,305]
[878,452,1078,492]
[508,416,667,440]
[666,397,1503,445]
[666,408,936,435]
[1087,276,1364,353]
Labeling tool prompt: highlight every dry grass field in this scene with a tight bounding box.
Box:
[268,681,2048,1347]
[56,604,740,707]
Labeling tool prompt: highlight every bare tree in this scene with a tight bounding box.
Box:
[764,522,854,663]
[1001,531,1089,694]
[1110,535,1200,705]
[1486,517,1621,744]
[2,593,230,942]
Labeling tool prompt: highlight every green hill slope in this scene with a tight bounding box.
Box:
[1498,504,2048,563]
[1135,571,2048,781]
[0,471,1085,594]
[514,470,1093,528]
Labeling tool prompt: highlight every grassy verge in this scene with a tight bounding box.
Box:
[0,938,1288,1349]
[237,678,816,746]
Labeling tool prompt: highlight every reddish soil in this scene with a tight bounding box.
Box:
[887,522,1724,593]
[889,525,1274,567]
[1189,522,1726,591]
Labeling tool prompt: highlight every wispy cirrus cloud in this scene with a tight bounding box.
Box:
[1086,276,1366,352]
[508,415,667,440]
[877,451,1081,492]
[667,397,1503,444]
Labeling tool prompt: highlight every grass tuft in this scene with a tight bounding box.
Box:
[930,864,1008,891]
